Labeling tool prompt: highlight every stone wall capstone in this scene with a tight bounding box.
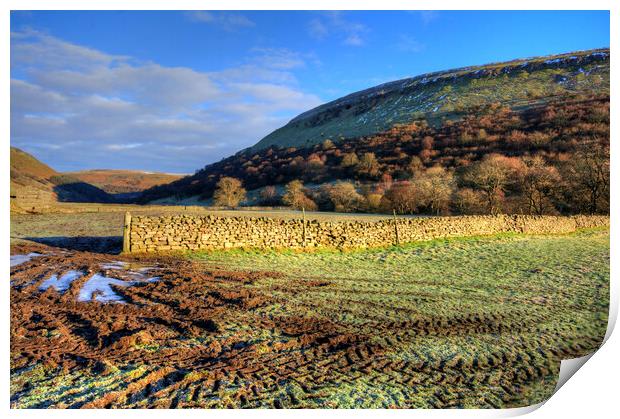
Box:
[125,214,609,253]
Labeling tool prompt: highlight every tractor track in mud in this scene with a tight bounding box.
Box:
[10,243,600,408]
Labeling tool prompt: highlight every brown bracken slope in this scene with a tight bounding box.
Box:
[10,147,113,207]
[65,169,185,194]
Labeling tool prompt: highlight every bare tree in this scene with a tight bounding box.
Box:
[327,181,365,212]
[259,185,279,206]
[355,152,381,179]
[462,154,525,214]
[412,166,455,215]
[282,180,317,211]
[453,188,486,214]
[213,177,246,208]
[381,181,421,214]
[407,156,424,177]
[520,156,561,215]
[561,142,610,214]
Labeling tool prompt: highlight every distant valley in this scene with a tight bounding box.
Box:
[65,169,185,199]
[10,147,186,211]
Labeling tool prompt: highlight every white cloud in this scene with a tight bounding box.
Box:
[419,11,439,25]
[106,143,143,151]
[307,12,368,47]
[250,47,308,70]
[11,79,68,113]
[10,30,323,172]
[308,19,329,40]
[396,35,425,53]
[11,29,127,70]
[344,34,364,47]
[186,11,255,31]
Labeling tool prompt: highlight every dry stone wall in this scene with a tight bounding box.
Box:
[125,213,609,253]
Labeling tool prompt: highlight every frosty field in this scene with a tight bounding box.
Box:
[9,209,609,408]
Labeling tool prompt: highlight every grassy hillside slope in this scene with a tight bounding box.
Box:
[251,48,609,151]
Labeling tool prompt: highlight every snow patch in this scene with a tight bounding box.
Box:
[78,273,133,303]
[77,265,160,303]
[101,261,128,270]
[10,253,42,267]
[39,271,83,293]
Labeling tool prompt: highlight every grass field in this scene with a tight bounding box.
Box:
[187,229,609,407]
[9,206,610,408]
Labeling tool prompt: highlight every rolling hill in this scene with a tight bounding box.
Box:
[138,48,610,211]
[10,147,113,209]
[65,169,185,195]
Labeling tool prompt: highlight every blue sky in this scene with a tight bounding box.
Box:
[10,10,609,172]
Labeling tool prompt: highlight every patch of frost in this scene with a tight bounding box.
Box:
[39,270,83,293]
[10,253,42,267]
[78,273,133,303]
[100,261,128,270]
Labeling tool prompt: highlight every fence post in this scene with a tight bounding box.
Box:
[302,207,307,247]
[123,211,132,253]
[393,209,400,246]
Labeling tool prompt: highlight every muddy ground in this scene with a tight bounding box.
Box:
[10,243,604,409]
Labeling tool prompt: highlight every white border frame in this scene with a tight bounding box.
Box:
[2,2,616,418]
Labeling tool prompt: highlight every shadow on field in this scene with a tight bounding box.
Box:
[25,236,122,254]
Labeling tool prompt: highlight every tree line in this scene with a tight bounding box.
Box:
[213,138,608,215]
[144,93,609,215]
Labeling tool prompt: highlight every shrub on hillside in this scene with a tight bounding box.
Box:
[340,152,359,168]
[355,152,381,179]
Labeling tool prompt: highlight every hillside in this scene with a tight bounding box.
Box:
[139,49,609,215]
[10,147,113,209]
[251,48,608,151]
[65,169,185,195]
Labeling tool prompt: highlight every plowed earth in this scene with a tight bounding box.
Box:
[10,230,609,409]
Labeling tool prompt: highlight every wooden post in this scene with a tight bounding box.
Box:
[393,209,400,246]
[302,207,307,247]
[122,211,132,253]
